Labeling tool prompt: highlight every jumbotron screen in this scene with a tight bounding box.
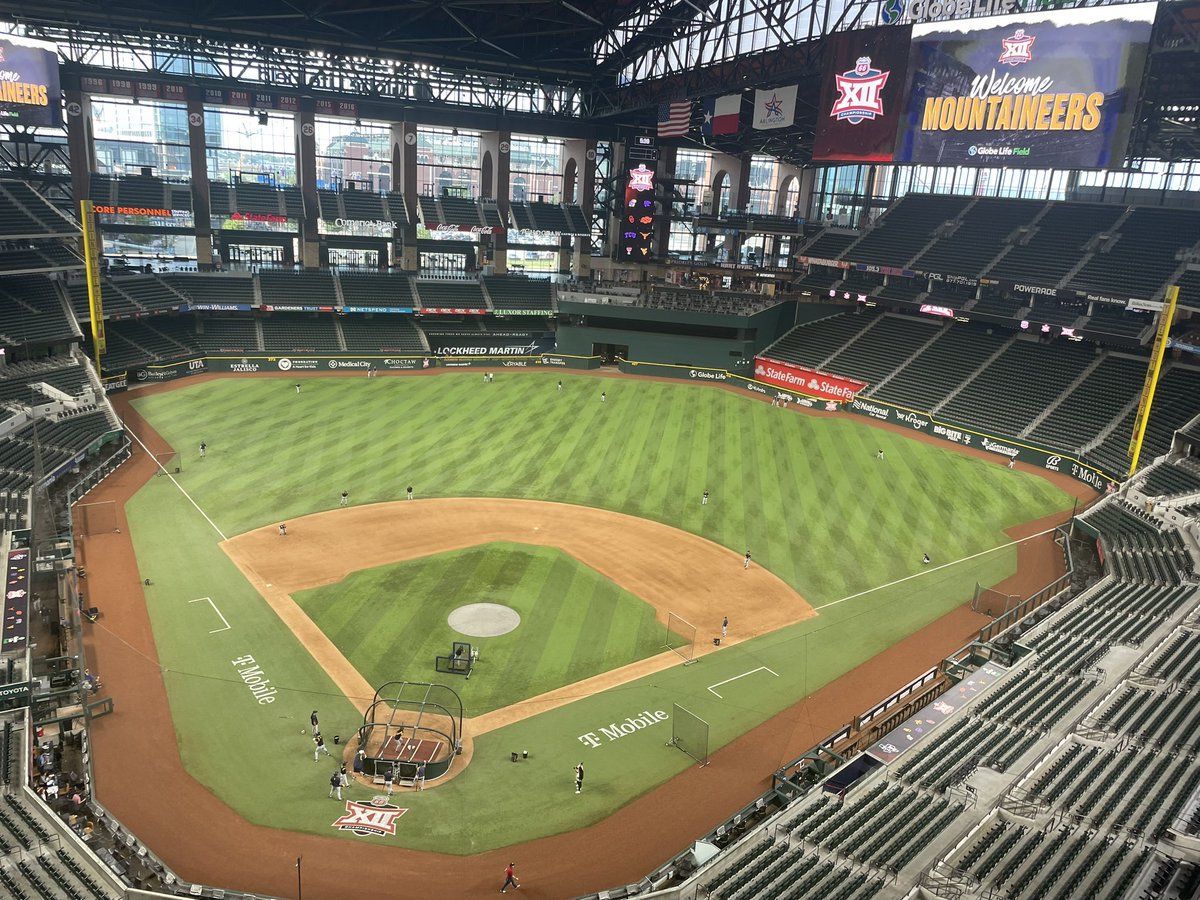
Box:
[0,34,61,128]
[893,3,1157,168]
[618,162,657,262]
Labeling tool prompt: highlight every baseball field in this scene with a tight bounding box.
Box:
[84,369,1077,866]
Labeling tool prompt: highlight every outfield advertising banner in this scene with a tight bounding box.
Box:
[894,3,1157,168]
[847,396,1114,490]
[0,34,62,128]
[813,25,913,162]
[753,357,868,402]
[134,358,207,383]
[427,334,554,357]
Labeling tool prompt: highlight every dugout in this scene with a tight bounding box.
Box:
[555,298,804,370]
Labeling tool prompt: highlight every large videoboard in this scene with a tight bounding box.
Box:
[893,3,1157,169]
[617,136,660,263]
[0,34,61,128]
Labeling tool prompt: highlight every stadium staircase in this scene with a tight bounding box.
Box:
[814,315,883,370]
[331,272,346,309]
[251,275,264,307]
[928,333,1017,415]
[1054,206,1136,291]
[1019,353,1105,438]
[689,564,1200,900]
[864,326,947,398]
[253,318,265,351]
[1081,391,1143,457]
[824,314,941,387]
[978,201,1055,280]
[478,278,496,311]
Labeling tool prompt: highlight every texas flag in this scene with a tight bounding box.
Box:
[702,94,741,136]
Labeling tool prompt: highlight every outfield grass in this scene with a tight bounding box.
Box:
[123,372,1076,851]
[293,543,673,716]
[132,373,1069,605]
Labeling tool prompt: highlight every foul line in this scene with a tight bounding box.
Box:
[124,420,228,541]
[708,666,779,698]
[813,525,1061,612]
[189,596,231,633]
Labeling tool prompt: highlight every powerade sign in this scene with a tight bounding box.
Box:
[895,4,1157,169]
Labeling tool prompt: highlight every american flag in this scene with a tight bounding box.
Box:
[657,100,692,138]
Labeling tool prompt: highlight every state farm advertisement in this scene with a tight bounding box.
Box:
[753,357,867,402]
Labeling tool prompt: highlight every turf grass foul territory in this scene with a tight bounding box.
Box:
[120,372,1073,851]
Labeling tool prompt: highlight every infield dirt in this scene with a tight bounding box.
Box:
[74,378,1094,900]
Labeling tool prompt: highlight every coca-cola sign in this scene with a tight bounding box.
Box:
[429,223,505,235]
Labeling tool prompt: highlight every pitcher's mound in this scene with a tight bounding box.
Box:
[448,603,521,637]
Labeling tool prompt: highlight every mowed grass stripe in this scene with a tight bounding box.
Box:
[292,543,667,716]
[137,375,1071,606]
[129,373,1080,852]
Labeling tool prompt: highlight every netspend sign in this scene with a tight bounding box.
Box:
[753,357,867,402]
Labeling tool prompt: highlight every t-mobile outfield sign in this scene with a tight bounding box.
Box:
[753,357,867,402]
[846,396,1114,490]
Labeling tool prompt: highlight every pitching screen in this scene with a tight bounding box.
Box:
[893,2,1157,169]
[813,25,913,162]
[0,34,62,128]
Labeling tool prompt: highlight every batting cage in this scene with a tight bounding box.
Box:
[355,681,463,785]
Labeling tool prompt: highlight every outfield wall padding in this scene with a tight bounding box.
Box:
[845,396,1115,491]
[116,353,599,385]
[109,353,1112,491]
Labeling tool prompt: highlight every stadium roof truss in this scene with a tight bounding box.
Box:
[1,0,1197,168]
[1135,0,1200,160]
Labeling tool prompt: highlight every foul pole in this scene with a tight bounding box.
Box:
[1128,285,1179,476]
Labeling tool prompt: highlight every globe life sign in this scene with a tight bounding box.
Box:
[882,0,1018,24]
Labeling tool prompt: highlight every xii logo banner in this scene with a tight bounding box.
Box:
[331,799,407,837]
